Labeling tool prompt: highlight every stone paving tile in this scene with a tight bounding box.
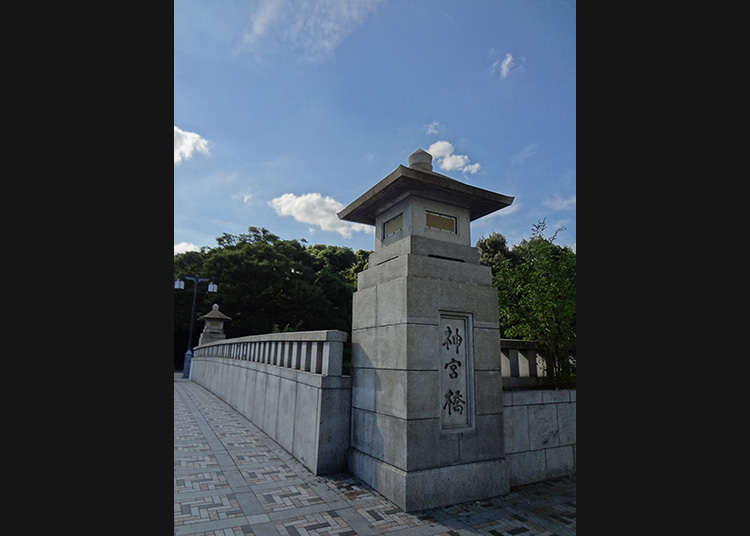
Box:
[186,527,255,536]
[174,374,576,536]
[176,442,213,453]
[176,471,232,493]
[256,482,326,512]
[356,503,441,533]
[176,455,222,470]
[223,439,263,450]
[241,464,300,485]
[233,452,283,466]
[174,493,245,527]
[322,475,381,505]
[276,510,356,536]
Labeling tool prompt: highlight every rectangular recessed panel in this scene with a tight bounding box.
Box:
[426,211,456,233]
[439,312,474,432]
[384,213,403,238]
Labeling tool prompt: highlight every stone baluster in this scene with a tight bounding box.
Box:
[299,342,311,371]
[500,347,511,376]
[321,340,343,376]
[520,349,537,377]
[291,342,300,369]
[507,348,520,377]
[310,342,322,374]
[518,349,530,377]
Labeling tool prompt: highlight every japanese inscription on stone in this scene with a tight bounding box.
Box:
[439,313,473,431]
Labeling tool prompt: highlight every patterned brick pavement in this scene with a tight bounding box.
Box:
[174,374,576,536]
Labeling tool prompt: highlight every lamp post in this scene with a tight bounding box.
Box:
[174,274,217,378]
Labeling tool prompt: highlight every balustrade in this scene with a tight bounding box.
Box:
[193,330,347,376]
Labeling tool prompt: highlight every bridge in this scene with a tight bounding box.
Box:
[174,150,575,534]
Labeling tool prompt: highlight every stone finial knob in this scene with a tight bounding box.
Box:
[212,304,219,310]
[408,149,432,172]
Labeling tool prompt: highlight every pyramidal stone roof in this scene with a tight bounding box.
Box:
[337,151,514,225]
[200,304,231,320]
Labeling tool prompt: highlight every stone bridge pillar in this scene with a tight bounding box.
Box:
[198,304,231,346]
[338,149,515,511]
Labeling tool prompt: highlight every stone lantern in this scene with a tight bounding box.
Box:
[337,149,515,511]
[197,304,231,346]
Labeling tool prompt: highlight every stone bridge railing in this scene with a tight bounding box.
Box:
[192,330,347,376]
[189,330,351,475]
[500,339,575,389]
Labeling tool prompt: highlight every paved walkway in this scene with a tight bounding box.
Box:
[174,374,576,536]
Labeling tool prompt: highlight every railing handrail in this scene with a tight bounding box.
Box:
[195,329,347,348]
[499,338,542,350]
[191,329,347,377]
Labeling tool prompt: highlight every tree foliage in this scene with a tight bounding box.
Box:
[173,227,371,369]
[476,232,514,276]
[479,220,576,385]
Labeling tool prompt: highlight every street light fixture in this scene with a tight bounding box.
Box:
[174,274,217,378]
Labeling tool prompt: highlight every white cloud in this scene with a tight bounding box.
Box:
[245,0,283,45]
[490,52,524,79]
[426,121,440,135]
[462,163,481,174]
[231,192,254,204]
[511,144,538,166]
[543,194,576,210]
[174,242,200,255]
[174,126,209,164]
[440,154,470,171]
[427,140,454,159]
[427,140,481,175]
[244,0,384,62]
[500,53,514,78]
[268,192,373,238]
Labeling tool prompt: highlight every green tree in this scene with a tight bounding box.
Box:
[490,220,576,386]
[344,249,371,285]
[476,232,515,276]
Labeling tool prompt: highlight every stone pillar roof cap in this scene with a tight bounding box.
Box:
[200,304,231,320]
[408,148,433,172]
[337,163,514,225]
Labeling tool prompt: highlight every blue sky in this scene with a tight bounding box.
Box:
[174,0,576,255]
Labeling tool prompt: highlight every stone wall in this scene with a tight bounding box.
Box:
[503,389,576,487]
[190,356,351,475]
